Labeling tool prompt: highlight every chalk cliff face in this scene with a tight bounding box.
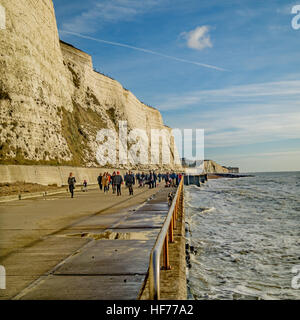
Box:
[0,0,178,170]
[0,0,73,164]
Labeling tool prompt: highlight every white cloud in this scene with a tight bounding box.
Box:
[158,80,300,149]
[61,30,227,71]
[181,25,213,51]
[158,80,300,110]
[203,111,300,148]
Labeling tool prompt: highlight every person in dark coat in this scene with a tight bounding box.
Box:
[153,172,157,188]
[141,172,145,187]
[176,173,179,186]
[97,173,103,190]
[158,173,162,183]
[112,171,116,194]
[126,171,135,195]
[114,171,123,196]
[68,172,76,198]
[171,172,176,187]
[149,171,153,189]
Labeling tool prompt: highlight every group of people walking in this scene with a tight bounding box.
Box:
[97,171,134,196]
[68,170,183,198]
[135,172,157,188]
[163,172,183,188]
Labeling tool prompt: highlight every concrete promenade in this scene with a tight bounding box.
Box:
[0,184,173,300]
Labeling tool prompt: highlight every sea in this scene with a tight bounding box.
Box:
[185,171,300,300]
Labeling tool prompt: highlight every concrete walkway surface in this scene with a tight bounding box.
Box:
[0,184,173,300]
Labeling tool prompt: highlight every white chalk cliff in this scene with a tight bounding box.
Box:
[0,0,179,170]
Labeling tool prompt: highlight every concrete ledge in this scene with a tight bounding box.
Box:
[0,189,66,203]
[0,165,129,187]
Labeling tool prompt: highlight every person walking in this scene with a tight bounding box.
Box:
[141,172,145,187]
[158,173,162,183]
[171,172,176,187]
[68,172,76,198]
[149,171,154,189]
[102,173,109,193]
[153,171,157,188]
[176,173,179,186]
[112,171,116,194]
[138,172,143,187]
[107,173,111,191]
[97,173,103,191]
[114,171,123,196]
[178,173,183,183]
[136,172,141,187]
[165,172,171,187]
[126,171,134,196]
[82,179,88,192]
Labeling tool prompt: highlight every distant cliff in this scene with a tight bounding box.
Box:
[203,160,230,173]
[0,0,178,170]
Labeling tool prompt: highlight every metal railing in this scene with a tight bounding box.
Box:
[148,178,184,300]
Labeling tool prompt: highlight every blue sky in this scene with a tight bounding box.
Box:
[53,0,300,172]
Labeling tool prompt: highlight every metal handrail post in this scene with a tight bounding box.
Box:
[169,215,174,243]
[163,234,170,270]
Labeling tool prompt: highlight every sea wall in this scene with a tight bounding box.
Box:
[0,164,129,187]
[0,161,231,188]
[0,0,178,170]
